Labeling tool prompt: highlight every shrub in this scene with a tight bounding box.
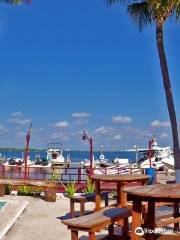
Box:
[5,184,12,195]
[111,190,117,199]
[61,180,77,198]
[51,173,60,181]
[82,176,95,194]
[18,186,33,196]
[33,186,41,196]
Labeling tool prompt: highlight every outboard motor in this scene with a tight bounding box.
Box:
[8,158,16,165]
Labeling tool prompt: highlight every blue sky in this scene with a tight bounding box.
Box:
[0,0,180,150]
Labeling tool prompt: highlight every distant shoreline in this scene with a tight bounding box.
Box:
[0,148,39,151]
[0,148,127,152]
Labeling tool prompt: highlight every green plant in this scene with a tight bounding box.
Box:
[61,180,77,198]
[51,173,60,181]
[5,184,12,195]
[111,190,117,199]
[18,186,33,196]
[82,176,95,194]
[33,186,41,196]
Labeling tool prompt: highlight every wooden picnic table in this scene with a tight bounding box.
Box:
[91,173,150,211]
[124,184,180,240]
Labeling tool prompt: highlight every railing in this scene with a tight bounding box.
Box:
[0,165,88,183]
[0,164,154,183]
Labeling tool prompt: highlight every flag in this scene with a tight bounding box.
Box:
[26,123,32,142]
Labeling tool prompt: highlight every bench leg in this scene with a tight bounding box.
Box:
[71,230,78,240]
[88,232,96,240]
[108,224,114,239]
[70,200,75,218]
[105,196,109,207]
[80,202,85,216]
[122,217,129,239]
[174,203,179,232]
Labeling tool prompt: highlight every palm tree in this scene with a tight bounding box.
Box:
[106,0,180,182]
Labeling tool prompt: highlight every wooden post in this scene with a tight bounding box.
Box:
[88,232,96,240]
[2,165,5,178]
[131,199,142,240]
[146,200,155,240]
[71,230,78,240]
[0,184,5,196]
[70,199,75,218]
[173,202,179,232]
[95,180,101,211]
[80,201,85,216]
[108,224,114,239]
[45,186,56,202]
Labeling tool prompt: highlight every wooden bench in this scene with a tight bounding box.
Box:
[70,192,109,218]
[62,206,131,240]
[154,235,180,240]
[0,184,5,196]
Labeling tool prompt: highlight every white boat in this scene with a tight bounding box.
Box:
[137,137,172,170]
[81,145,108,168]
[161,155,174,170]
[3,157,32,167]
[47,143,65,166]
[112,157,130,167]
[93,166,141,175]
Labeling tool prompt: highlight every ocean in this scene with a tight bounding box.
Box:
[0,149,137,163]
[0,149,139,181]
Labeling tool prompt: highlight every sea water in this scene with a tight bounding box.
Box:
[0,149,137,163]
[0,149,138,180]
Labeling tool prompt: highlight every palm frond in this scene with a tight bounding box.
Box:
[127,2,153,30]
[106,0,135,7]
[175,2,180,21]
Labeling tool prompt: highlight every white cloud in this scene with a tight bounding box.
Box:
[93,126,113,135]
[112,115,132,123]
[17,131,25,137]
[9,118,31,125]
[50,133,69,141]
[51,121,69,128]
[12,111,22,117]
[114,134,122,140]
[0,125,8,134]
[72,112,91,119]
[72,119,88,126]
[160,133,168,138]
[150,120,170,128]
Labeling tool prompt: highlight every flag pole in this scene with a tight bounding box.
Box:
[24,123,32,180]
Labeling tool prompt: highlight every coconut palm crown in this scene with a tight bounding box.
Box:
[106,0,180,180]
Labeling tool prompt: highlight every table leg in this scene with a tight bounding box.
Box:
[131,199,142,240]
[117,182,127,207]
[146,200,155,240]
[173,202,179,232]
[70,199,75,218]
[95,180,101,211]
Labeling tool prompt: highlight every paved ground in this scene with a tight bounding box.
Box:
[0,172,178,240]
[1,195,110,240]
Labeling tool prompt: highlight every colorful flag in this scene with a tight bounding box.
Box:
[26,123,32,142]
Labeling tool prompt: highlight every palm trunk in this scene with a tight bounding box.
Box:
[156,21,180,181]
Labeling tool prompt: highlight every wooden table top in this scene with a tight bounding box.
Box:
[124,184,180,200]
[91,174,150,183]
